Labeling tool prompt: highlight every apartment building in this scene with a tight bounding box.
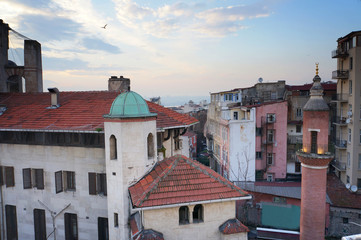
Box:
[331,31,361,190]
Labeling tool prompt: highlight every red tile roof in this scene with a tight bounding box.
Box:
[327,173,361,209]
[0,92,198,131]
[134,229,164,240]
[129,155,249,208]
[219,218,249,234]
[286,82,336,91]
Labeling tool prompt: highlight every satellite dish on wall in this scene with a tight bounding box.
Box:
[258,77,263,83]
[346,183,351,189]
[350,185,358,192]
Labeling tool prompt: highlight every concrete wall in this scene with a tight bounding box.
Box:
[142,201,237,240]
[0,143,108,240]
[229,108,256,182]
[328,206,361,237]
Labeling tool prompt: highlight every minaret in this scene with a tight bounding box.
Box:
[103,91,157,240]
[296,64,334,240]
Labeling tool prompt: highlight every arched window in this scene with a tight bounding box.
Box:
[179,206,189,224]
[192,204,203,223]
[110,135,117,160]
[147,133,154,158]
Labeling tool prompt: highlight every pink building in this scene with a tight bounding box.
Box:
[254,101,288,181]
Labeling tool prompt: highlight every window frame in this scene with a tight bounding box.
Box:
[179,206,189,225]
[64,213,78,240]
[192,204,204,223]
[34,208,46,240]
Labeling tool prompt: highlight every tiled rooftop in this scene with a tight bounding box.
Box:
[0,91,198,131]
[326,173,361,209]
[219,218,249,234]
[129,155,249,208]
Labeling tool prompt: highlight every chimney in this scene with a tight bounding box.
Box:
[108,76,130,92]
[47,88,60,108]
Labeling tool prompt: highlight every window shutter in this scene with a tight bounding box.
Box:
[55,171,63,193]
[35,169,44,190]
[5,166,15,187]
[88,172,97,195]
[102,174,107,196]
[97,173,107,196]
[23,168,32,189]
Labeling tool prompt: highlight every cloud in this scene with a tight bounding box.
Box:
[82,37,121,53]
[43,56,88,71]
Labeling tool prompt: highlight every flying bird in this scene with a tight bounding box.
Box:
[101,24,107,29]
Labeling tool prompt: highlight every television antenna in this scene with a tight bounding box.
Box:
[346,183,351,189]
[350,185,358,192]
[258,77,263,83]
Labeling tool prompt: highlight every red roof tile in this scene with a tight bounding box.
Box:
[219,218,249,234]
[0,92,198,131]
[129,155,249,208]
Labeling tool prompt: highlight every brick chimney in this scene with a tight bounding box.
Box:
[108,76,130,92]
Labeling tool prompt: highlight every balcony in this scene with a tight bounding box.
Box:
[331,93,349,102]
[332,70,349,79]
[331,49,348,58]
[334,139,347,149]
[332,116,348,126]
[331,159,346,171]
[287,135,303,144]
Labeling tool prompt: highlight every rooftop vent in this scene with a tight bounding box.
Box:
[0,104,7,115]
[47,88,60,109]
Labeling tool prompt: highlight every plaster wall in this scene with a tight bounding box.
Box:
[142,201,236,240]
[0,143,108,240]
[104,119,157,240]
[229,109,256,182]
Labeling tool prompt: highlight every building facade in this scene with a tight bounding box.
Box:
[331,31,361,190]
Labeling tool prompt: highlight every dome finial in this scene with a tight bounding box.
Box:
[315,62,319,75]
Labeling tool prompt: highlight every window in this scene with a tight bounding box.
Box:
[109,135,117,160]
[98,217,109,240]
[55,171,76,193]
[88,173,107,196]
[348,128,352,143]
[347,175,350,184]
[267,153,274,165]
[34,209,46,240]
[295,162,301,172]
[179,206,189,224]
[233,111,238,120]
[359,154,361,170]
[358,179,361,189]
[267,174,273,182]
[267,129,275,143]
[23,168,44,190]
[273,197,286,204]
[343,218,349,224]
[296,108,302,117]
[349,80,352,95]
[64,213,78,240]
[347,152,350,167]
[256,127,263,136]
[296,125,302,133]
[192,204,203,223]
[256,152,262,159]
[174,138,182,150]
[350,57,353,70]
[4,166,15,187]
[114,213,119,228]
[5,205,18,240]
[267,113,276,123]
[147,133,155,158]
[311,131,318,153]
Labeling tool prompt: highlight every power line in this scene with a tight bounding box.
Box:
[9,27,32,40]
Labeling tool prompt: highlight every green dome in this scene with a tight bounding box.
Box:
[105,91,157,118]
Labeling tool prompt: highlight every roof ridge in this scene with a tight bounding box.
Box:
[182,156,247,195]
[135,157,181,206]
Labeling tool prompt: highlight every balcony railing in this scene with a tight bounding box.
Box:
[332,70,349,79]
[334,139,347,149]
[299,143,329,155]
[331,93,349,102]
[331,159,346,171]
[287,136,303,144]
[331,49,348,58]
[332,116,348,125]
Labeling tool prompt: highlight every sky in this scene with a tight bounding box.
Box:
[2,0,361,105]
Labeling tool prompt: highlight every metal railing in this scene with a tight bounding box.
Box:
[332,70,349,79]
[331,159,346,171]
[331,93,349,102]
[331,49,348,58]
[333,116,348,125]
[287,136,303,144]
[334,139,347,148]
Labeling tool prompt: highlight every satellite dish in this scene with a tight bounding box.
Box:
[346,183,351,189]
[258,77,263,83]
[350,185,358,192]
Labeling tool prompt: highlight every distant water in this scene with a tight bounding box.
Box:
[145,95,209,107]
